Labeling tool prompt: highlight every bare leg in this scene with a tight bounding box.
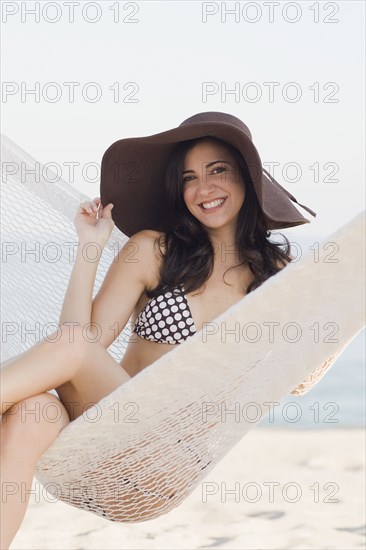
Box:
[0,324,131,417]
[0,393,70,550]
[0,324,132,545]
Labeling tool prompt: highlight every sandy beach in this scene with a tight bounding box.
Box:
[10,427,365,550]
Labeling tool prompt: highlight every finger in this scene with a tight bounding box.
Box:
[100,203,114,217]
[79,202,93,214]
[91,197,101,211]
[79,202,90,213]
[89,198,99,212]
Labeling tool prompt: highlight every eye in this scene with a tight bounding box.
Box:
[211,165,226,175]
[182,175,194,184]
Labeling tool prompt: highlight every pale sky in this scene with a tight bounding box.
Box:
[1,0,365,242]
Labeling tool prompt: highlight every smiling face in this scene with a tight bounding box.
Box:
[181,138,246,234]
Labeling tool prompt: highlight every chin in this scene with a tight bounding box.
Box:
[201,219,231,229]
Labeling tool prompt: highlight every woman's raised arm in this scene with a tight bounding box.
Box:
[89,229,160,349]
[58,197,115,333]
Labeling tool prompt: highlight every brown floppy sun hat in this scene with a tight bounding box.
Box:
[100,111,316,237]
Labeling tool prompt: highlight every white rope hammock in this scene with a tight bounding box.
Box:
[1,134,365,523]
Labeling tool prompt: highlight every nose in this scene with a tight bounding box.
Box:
[195,174,218,197]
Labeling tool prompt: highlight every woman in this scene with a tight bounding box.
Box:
[0,112,316,547]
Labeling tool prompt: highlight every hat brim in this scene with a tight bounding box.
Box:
[100,121,312,237]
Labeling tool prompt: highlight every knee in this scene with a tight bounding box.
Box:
[51,324,91,365]
[1,393,70,460]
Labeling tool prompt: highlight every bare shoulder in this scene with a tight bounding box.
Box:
[90,229,166,349]
[127,229,166,289]
[128,229,166,257]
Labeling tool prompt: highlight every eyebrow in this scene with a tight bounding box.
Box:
[182,160,232,175]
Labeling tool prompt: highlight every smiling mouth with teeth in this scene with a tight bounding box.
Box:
[199,197,227,210]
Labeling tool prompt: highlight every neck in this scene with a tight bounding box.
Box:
[207,229,241,267]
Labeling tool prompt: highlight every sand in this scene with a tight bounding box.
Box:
[10,428,365,550]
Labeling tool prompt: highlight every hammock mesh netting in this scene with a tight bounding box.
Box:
[1,134,365,523]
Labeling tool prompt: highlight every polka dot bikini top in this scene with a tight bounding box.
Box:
[132,284,197,344]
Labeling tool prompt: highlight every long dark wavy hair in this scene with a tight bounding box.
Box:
[145,136,292,300]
